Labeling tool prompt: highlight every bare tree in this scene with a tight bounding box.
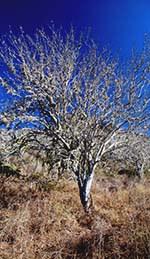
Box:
[100,131,150,178]
[123,132,150,177]
[0,26,150,212]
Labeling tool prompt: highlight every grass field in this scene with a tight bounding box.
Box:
[0,172,149,259]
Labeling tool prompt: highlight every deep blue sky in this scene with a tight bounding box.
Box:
[0,0,150,56]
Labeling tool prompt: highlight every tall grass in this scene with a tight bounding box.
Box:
[0,172,149,259]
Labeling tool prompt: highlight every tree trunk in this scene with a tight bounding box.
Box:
[79,188,94,213]
[137,163,144,179]
[77,169,95,213]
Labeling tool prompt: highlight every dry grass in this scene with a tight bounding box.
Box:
[0,173,149,259]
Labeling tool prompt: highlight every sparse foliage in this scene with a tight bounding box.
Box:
[0,26,150,211]
[100,131,150,177]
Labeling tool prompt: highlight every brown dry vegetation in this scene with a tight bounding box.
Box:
[0,171,150,259]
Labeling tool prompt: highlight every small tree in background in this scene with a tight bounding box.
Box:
[0,26,150,212]
[100,131,150,177]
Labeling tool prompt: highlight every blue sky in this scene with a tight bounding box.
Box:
[0,0,150,132]
[0,0,150,56]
